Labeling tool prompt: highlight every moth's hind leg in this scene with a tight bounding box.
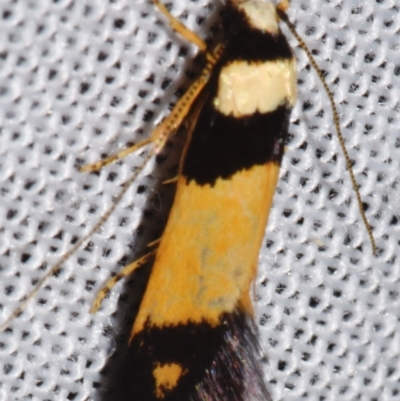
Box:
[91,249,157,313]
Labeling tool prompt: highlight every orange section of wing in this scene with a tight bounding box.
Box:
[153,362,187,398]
[131,162,281,338]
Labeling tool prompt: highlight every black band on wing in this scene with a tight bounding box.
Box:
[182,103,291,186]
[220,3,293,63]
[124,311,270,401]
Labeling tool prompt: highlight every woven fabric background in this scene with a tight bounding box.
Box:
[0,0,399,400]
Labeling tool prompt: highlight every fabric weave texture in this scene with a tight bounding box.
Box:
[0,0,399,400]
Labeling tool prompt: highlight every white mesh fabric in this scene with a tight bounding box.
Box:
[0,0,399,400]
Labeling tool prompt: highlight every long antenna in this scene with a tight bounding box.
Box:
[277,4,377,256]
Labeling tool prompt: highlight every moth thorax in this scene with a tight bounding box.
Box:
[233,0,279,34]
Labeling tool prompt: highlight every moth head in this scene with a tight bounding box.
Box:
[230,0,280,34]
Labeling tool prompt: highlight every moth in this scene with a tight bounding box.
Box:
[0,1,376,400]
[100,0,296,399]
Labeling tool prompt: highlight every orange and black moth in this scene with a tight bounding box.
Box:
[116,1,297,400]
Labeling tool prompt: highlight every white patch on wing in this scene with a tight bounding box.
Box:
[214,58,297,117]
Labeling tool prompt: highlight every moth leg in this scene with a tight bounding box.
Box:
[147,238,161,248]
[81,42,224,174]
[80,1,219,174]
[151,0,207,52]
[162,176,179,185]
[91,249,157,313]
[145,36,226,153]
[80,137,153,173]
